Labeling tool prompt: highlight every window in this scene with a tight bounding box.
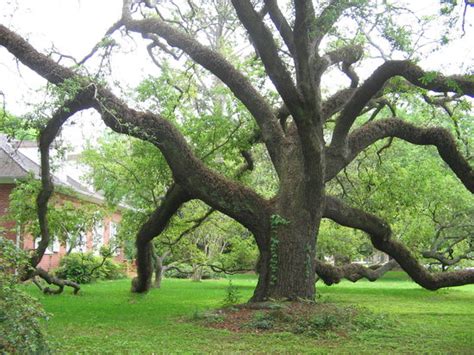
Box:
[67,231,87,253]
[35,237,60,254]
[109,221,120,256]
[93,222,104,255]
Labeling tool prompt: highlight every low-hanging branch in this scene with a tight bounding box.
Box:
[314,259,398,285]
[324,196,474,290]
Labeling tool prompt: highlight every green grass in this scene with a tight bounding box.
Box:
[24,272,474,354]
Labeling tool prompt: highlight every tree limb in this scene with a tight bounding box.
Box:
[330,60,474,152]
[324,196,474,290]
[230,0,303,120]
[263,0,295,56]
[326,118,474,192]
[314,259,398,285]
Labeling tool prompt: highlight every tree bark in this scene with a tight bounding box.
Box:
[251,136,324,302]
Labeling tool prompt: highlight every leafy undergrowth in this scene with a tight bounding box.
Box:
[194,301,392,339]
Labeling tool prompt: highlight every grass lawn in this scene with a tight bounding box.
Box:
[25,272,474,354]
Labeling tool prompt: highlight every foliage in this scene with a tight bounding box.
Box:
[3,177,106,253]
[221,279,241,307]
[0,110,37,140]
[54,252,126,284]
[0,237,50,353]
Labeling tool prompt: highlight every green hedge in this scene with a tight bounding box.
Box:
[0,237,50,353]
[55,252,126,284]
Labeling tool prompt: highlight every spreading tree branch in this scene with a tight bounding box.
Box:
[330,60,474,152]
[119,1,286,173]
[326,118,474,192]
[324,196,474,290]
[315,259,398,285]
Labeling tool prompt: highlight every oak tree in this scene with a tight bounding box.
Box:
[0,0,473,301]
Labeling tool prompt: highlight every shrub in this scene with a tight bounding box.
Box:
[55,252,126,283]
[222,279,241,307]
[0,237,50,353]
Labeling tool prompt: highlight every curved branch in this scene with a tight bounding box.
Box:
[324,196,474,290]
[30,87,96,268]
[330,60,474,152]
[0,23,269,236]
[327,118,474,192]
[263,0,295,56]
[119,3,286,172]
[230,0,303,119]
[315,259,398,285]
[133,148,256,292]
[132,183,191,292]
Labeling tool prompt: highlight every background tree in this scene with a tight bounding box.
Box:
[0,0,473,301]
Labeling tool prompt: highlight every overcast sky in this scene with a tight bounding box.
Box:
[1,1,473,149]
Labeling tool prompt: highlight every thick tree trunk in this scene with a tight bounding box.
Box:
[132,240,153,292]
[250,137,324,302]
[251,219,319,301]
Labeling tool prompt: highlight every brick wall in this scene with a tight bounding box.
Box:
[0,184,16,243]
[1,184,124,270]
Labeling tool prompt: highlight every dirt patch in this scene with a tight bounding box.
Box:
[191,301,391,338]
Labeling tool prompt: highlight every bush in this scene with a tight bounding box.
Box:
[222,279,241,307]
[164,263,193,279]
[55,252,126,284]
[0,237,50,353]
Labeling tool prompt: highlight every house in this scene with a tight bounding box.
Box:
[0,134,124,271]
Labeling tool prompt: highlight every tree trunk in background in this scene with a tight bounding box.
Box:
[192,265,203,282]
